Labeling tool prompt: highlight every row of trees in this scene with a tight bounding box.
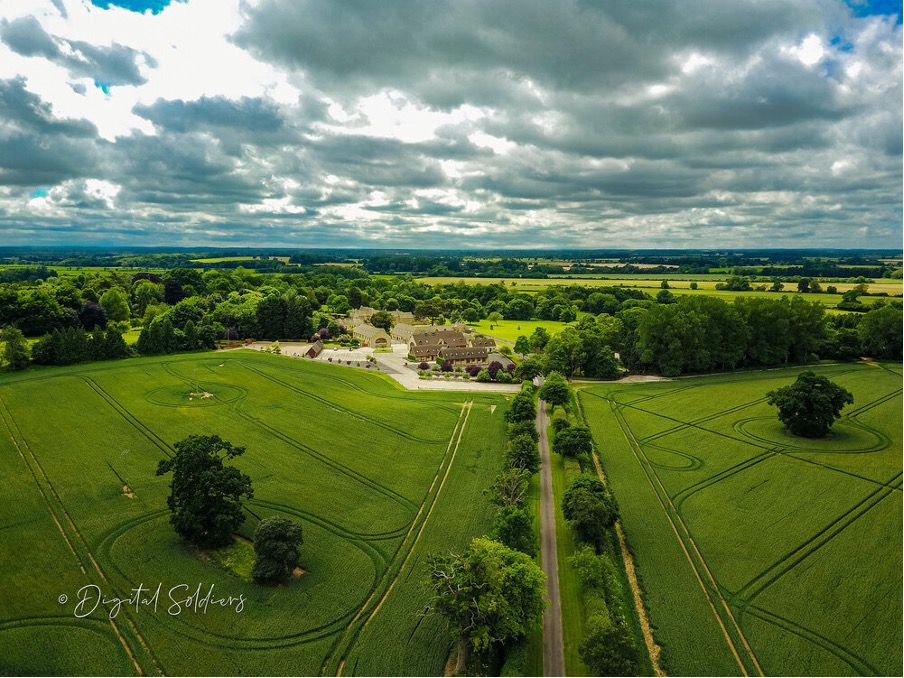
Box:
[546,384,642,676]
[425,383,546,675]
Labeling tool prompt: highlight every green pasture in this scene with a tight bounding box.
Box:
[466,318,580,344]
[0,352,509,675]
[577,363,902,676]
[189,257,259,264]
[419,276,900,310]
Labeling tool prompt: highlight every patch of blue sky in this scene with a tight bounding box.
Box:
[843,0,903,23]
[89,1,185,15]
[30,189,48,198]
[93,80,111,94]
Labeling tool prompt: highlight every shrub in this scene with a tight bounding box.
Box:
[418,362,429,370]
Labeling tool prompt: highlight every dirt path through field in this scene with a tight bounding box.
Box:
[537,399,565,677]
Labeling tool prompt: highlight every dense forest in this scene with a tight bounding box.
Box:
[1,257,900,377]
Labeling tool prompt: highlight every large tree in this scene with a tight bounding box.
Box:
[505,435,540,475]
[156,435,254,548]
[505,391,536,424]
[252,517,304,584]
[766,371,854,438]
[858,305,903,360]
[539,371,570,410]
[2,326,29,370]
[553,426,593,459]
[493,505,536,556]
[426,537,546,674]
[562,477,619,552]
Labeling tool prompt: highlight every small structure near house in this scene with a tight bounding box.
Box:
[469,335,497,349]
[306,339,323,358]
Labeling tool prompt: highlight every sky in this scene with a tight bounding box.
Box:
[0,0,900,249]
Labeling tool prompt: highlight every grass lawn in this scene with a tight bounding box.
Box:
[467,318,581,344]
[578,362,902,676]
[0,351,511,675]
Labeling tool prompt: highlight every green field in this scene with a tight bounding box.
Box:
[467,318,579,344]
[577,363,903,676]
[419,276,901,309]
[0,352,509,676]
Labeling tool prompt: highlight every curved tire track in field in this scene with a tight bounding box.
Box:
[734,417,890,454]
[733,473,902,606]
[79,376,174,458]
[323,401,474,677]
[744,605,879,676]
[672,450,779,510]
[159,361,419,517]
[230,361,448,444]
[607,398,764,677]
[0,394,162,676]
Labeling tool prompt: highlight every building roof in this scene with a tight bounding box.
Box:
[412,345,441,359]
[486,352,515,367]
[352,324,390,339]
[439,346,490,361]
[469,336,497,347]
[307,339,324,355]
[412,329,467,346]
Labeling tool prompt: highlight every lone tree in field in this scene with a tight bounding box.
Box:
[539,371,570,411]
[425,537,546,674]
[156,435,253,548]
[252,517,303,583]
[562,477,619,552]
[766,371,854,438]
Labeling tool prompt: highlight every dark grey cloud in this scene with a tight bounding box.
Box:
[0,78,100,185]
[0,1,899,248]
[134,96,285,133]
[0,16,60,59]
[0,16,153,87]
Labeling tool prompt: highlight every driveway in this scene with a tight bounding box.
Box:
[238,342,521,392]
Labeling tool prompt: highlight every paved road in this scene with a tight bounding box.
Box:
[537,399,565,677]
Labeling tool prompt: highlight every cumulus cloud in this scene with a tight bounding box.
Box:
[0,0,899,247]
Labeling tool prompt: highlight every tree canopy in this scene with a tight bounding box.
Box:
[552,425,593,459]
[539,371,570,410]
[156,435,254,548]
[252,516,303,584]
[562,477,619,551]
[766,371,854,438]
[426,537,546,673]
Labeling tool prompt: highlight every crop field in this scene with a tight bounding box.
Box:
[0,352,508,676]
[417,276,901,308]
[577,363,902,676]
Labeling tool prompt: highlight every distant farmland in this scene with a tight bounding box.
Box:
[578,363,902,676]
[0,353,508,676]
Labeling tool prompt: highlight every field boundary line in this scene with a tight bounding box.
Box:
[735,474,901,605]
[321,401,472,676]
[578,395,665,677]
[0,393,158,676]
[610,399,763,676]
[0,395,87,575]
[745,605,878,675]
